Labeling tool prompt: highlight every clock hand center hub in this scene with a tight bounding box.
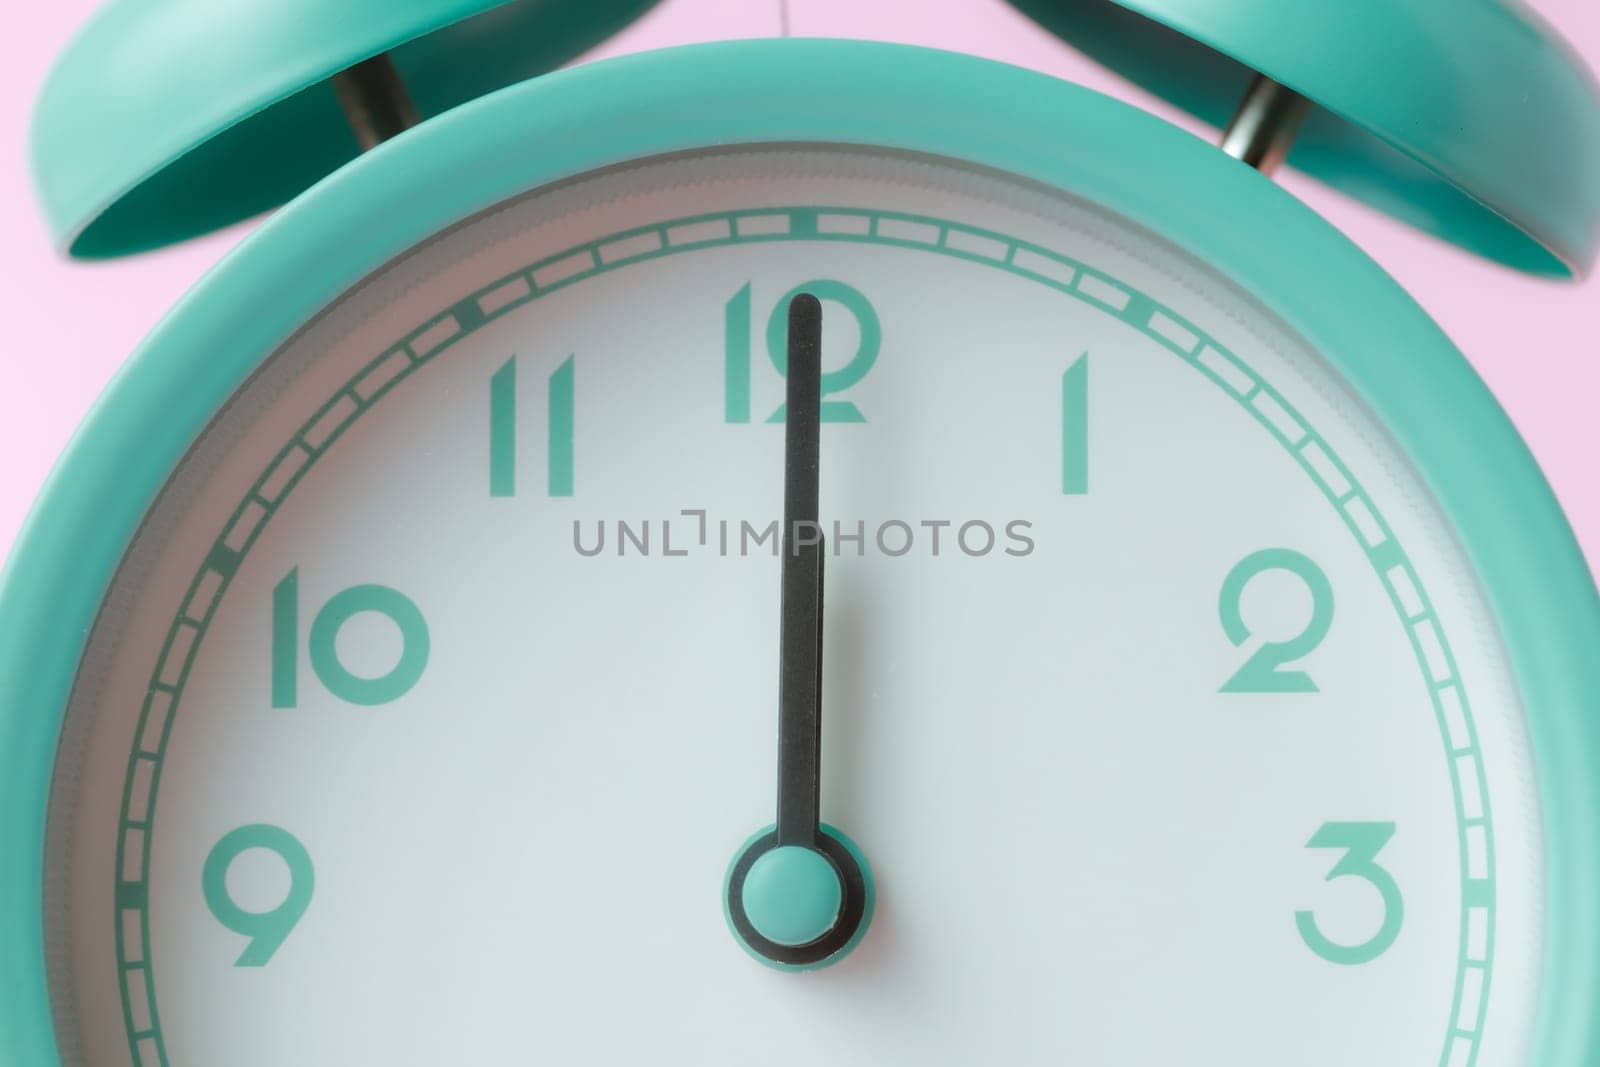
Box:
[741,845,845,947]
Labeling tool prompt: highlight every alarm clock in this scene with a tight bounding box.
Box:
[5,0,1599,1063]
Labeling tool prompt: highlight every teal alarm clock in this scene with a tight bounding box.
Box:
[5,0,1600,1063]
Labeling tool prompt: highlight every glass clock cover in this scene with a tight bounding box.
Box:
[42,134,1546,1067]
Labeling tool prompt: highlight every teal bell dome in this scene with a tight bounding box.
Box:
[30,0,659,258]
[1006,0,1600,277]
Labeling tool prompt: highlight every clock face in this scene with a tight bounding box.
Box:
[45,146,1542,1065]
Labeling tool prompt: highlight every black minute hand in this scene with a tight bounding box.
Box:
[722,292,871,970]
[776,292,824,848]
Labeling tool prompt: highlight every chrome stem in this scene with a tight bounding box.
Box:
[332,54,421,153]
[1221,75,1311,177]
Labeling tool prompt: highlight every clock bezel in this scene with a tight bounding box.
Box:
[3,39,1597,1063]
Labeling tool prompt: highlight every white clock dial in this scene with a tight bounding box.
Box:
[45,148,1541,1065]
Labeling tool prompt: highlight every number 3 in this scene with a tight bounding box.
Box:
[1296,821,1404,965]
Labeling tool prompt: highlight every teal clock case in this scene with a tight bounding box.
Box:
[4,39,1600,1063]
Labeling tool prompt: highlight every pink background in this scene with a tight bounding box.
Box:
[3,0,1597,567]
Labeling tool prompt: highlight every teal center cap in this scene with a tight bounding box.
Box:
[741,846,844,947]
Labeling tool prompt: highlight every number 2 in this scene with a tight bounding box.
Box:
[1219,548,1334,693]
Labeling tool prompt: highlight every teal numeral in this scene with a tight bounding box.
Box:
[1295,821,1404,965]
[489,354,575,497]
[724,280,880,423]
[271,567,300,708]
[489,358,517,496]
[272,569,430,707]
[1062,353,1089,494]
[1218,548,1334,693]
[548,355,575,497]
[725,284,753,423]
[202,824,314,966]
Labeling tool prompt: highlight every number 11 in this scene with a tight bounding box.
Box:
[490,354,574,497]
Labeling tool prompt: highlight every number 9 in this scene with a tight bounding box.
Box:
[201,824,315,966]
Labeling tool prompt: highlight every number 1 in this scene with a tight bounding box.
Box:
[1062,353,1089,495]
